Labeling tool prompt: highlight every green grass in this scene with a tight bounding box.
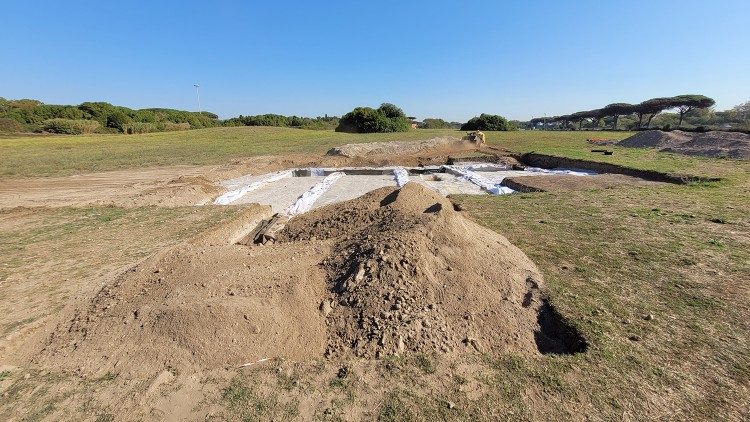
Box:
[449,175,750,419]
[3,127,745,181]
[0,126,459,177]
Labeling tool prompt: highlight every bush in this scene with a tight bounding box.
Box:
[420,118,452,129]
[0,118,25,133]
[124,122,159,134]
[336,103,410,133]
[160,122,191,131]
[43,118,100,134]
[106,110,131,132]
[461,114,516,131]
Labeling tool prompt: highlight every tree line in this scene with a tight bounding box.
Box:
[0,97,522,135]
[530,95,716,130]
[0,98,220,134]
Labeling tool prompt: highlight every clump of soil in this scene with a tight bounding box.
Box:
[37,183,582,377]
[279,183,555,358]
[618,130,749,159]
[327,137,479,158]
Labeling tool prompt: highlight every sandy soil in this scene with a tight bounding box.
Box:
[328,137,482,158]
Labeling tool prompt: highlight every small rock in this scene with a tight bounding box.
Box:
[629,335,641,342]
[24,373,30,380]
[644,314,655,321]
[397,336,405,354]
[320,300,333,316]
[355,265,366,283]
[447,401,456,410]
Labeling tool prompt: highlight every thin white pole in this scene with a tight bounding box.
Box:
[194,84,201,114]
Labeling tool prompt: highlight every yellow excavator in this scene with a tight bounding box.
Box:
[462,130,486,146]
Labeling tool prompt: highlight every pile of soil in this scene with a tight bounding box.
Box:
[125,175,222,206]
[36,183,576,376]
[35,205,329,376]
[617,130,749,159]
[278,183,553,358]
[327,137,479,158]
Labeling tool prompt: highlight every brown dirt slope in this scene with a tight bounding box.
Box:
[34,204,330,377]
[327,137,480,158]
[618,130,750,159]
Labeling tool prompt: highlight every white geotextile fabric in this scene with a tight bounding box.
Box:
[524,167,596,176]
[285,172,344,215]
[214,170,293,205]
[447,166,515,195]
[393,167,410,187]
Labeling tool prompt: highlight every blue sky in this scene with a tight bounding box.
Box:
[2,0,748,121]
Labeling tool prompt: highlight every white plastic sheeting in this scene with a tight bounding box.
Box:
[446,166,515,195]
[214,170,293,205]
[393,167,410,187]
[285,172,344,215]
[524,167,596,176]
[455,163,511,171]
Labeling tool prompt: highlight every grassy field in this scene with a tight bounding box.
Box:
[0,127,458,177]
[0,127,639,178]
[2,126,743,180]
[0,128,748,420]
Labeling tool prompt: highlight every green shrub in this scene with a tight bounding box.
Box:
[42,118,100,134]
[420,118,452,129]
[106,110,131,132]
[124,122,159,134]
[336,103,410,133]
[0,118,25,133]
[160,122,191,131]
[461,114,516,131]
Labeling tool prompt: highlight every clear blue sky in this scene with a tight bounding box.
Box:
[2,0,748,121]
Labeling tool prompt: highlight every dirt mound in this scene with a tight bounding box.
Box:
[327,137,479,158]
[617,130,750,159]
[617,130,693,149]
[279,183,579,358]
[125,175,222,206]
[35,205,329,376]
[36,184,583,377]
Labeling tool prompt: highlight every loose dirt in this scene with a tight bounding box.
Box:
[327,137,482,158]
[618,130,750,159]
[32,183,572,379]
[279,183,562,358]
